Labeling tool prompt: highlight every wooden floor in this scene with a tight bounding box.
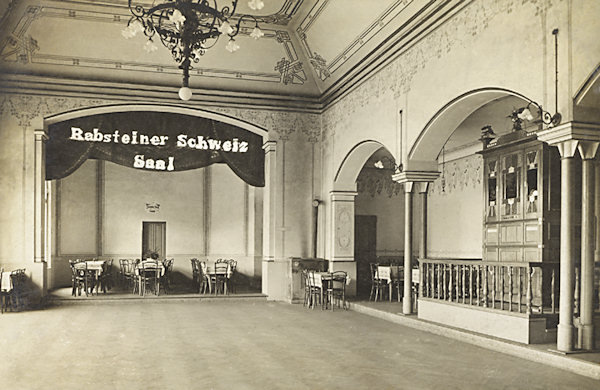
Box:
[0,300,598,389]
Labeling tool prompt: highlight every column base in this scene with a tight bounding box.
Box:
[557,323,575,352]
[580,323,595,350]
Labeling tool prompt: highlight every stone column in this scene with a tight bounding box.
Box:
[595,156,600,263]
[417,182,429,259]
[556,140,578,352]
[538,122,600,352]
[578,141,599,350]
[33,130,48,297]
[392,170,439,315]
[329,191,358,296]
[403,181,414,314]
[262,141,277,295]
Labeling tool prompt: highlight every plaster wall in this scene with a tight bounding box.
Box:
[428,154,483,259]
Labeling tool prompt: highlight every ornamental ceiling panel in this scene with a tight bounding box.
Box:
[0,0,462,104]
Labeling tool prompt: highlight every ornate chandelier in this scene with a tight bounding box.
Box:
[123,0,265,100]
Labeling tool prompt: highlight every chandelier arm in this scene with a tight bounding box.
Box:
[229,14,258,38]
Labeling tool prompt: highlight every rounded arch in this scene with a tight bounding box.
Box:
[44,103,269,141]
[409,87,532,164]
[334,140,395,191]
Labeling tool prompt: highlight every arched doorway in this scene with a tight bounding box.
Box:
[40,104,269,293]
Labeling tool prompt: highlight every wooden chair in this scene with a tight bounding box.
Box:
[100,258,113,292]
[369,263,386,301]
[119,259,135,289]
[191,258,200,290]
[8,269,31,311]
[199,261,211,294]
[70,260,93,297]
[308,271,324,310]
[302,269,311,308]
[327,271,348,310]
[161,258,174,293]
[140,260,161,296]
[0,268,10,313]
[213,261,230,294]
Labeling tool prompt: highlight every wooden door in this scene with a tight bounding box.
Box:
[142,222,166,260]
[355,215,377,298]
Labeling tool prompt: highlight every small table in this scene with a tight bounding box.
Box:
[74,260,106,294]
[135,261,165,296]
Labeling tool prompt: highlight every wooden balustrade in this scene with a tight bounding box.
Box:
[418,259,560,315]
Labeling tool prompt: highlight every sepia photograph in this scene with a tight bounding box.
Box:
[0,0,599,388]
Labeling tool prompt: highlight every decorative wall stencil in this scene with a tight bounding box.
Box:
[321,0,563,134]
[297,0,412,81]
[0,92,323,146]
[335,205,352,251]
[429,154,482,195]
[357,168,403,198]
[0,6,41,64]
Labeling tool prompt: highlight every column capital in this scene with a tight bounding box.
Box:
[537,121,600,146]
[262,140,276,154]
[392,170,440,184]
[34,129,48,141]
[577,141,599,160]
[329,190,358,202]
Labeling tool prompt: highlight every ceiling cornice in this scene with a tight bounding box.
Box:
[0,73,324,113]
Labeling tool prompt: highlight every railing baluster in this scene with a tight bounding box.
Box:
[483,265,488,308]
[437,264,442,300]
[508,266,513,312]
[430,263,434,298]
[448,264,453,302]
[500,266,504,311]
[469,265,473,305]
[491,266,496,309]
[574,266,580,317]
[526,266,532,315]
[517,267,521,313]
[476,265,481,306]
[455,264,459,303]
[462,265,466,304]
[551,267,555,314]
[443,264,447,300]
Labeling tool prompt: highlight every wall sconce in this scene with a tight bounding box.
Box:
[512,28,562,130]
[374,157,403,173]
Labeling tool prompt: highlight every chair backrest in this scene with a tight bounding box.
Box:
[142,260,160,277]
[309,271,323,289]
[199,261,208,276]
[191,258,199,273]
[10,269,27,291]
[214,262,229,275]
[370,263,380,280]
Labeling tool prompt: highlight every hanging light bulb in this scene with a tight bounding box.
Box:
[248,0,265,10]
[178,86,192,101]
[225,38,240,53]
[218,21,234,35]
[250,26,264,39]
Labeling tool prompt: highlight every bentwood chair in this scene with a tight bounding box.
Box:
[191,258,200,290]
[308,271,324,310]
[70,260,93,297]
[199,261,211,294]
[161,258,174,294]
[212,261,230,295]
[369,263,386,301]
[8,269,30,311]
[326,271,348,311]
[140,260,161,296]
[0,268,10,313]
[302,269,311,308]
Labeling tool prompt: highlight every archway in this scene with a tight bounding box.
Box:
[39,103,269,294]
[330,140,397,297]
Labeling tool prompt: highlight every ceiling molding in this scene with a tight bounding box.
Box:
[0,73,324,113]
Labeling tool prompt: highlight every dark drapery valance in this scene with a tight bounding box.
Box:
[46,111,265,187]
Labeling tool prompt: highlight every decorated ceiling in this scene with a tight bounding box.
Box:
[0,0,465,106]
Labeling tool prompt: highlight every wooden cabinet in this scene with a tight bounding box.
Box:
[479,130,562,263]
